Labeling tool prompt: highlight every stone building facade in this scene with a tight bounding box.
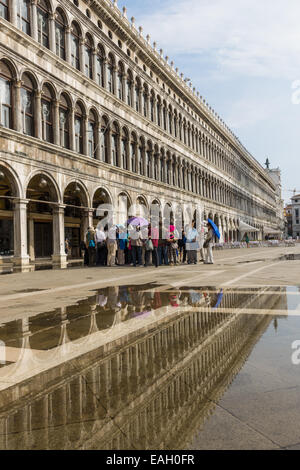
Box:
[0,0,279,272]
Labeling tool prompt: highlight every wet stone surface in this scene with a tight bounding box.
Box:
[0,283,300,449]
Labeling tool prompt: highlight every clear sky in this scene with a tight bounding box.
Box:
[118,0,300,203]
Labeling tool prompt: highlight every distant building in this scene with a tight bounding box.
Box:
[291,195,300,238]
[265,167,285,239]
[284,204,293,237]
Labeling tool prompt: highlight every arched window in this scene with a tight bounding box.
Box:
[55,8,66,60]
[168,107,172,134]
[0,61,12,129]
[100,117,109,163]
[143,85,148,118]
[88,110,97,158]
[126,70,133,106]
[183,120,187,145]
[160,156,164,182]
[150,92,155,122]
[166,158,170,184]
[111,123,119,166]
[117,63,124,101]
[37,0,50,48]
[107,54,115,94]
[154,150,159,180]
[146,142,152,178]
[17,0,31,35]
[121,128,128,170]
[135,79,141,113]
[96,45,105,87]
[41,84,53,143]
[71,22,81,70]
[59,93,70,149]
[174,112,177,138]
[0,0,9,20]
[74,102,84,154]
[138,138,144,175]
[130,134,137,172]
[157,97,161,127]
[172,161,176,186]
[21,73,35,136]
[84,34,93,79]
[163,102,167,131]
[179,115,182,141]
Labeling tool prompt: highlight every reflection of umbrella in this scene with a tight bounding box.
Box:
[213,289,223,309]
[127,217,148,227]
[208,218,220,239]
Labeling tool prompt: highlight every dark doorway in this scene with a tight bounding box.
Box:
[34,222,53,258]
[65,227,81,258]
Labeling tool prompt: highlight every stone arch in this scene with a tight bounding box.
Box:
[25,170,60,203]
[0,162,21,198]
[63,180,89,208]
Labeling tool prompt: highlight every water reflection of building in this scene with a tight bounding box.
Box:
[0,286,286,449]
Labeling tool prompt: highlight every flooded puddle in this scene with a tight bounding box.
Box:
[0,283,300,449]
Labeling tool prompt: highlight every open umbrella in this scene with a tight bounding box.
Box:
[127,216,149,227]
[207,218,220,239]
[213,289,223,309]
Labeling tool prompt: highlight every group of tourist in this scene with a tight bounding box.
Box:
[74,219,216,268]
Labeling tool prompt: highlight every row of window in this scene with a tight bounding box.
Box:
[0,0,273,203]
[0,62,274,219]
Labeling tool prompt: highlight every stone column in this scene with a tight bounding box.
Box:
[30,0,38,42]
[82,208,94,241]
[69,106,75,151]
[95,122,101,161]
[112,66,117,96]
[65,26,71,64]
[49,13,56,53]
[28,217,35,262]
[92,50,97,82]
[11,0,18,27]
[83,114,89,156]
[53,100,60,146]
[52,204,67,269]
[13,199,31,272]
[80,39,85,74]
[35,90,42,139]
[102,58,107,90]
[14,80,22,133]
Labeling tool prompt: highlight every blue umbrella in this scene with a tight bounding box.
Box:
[207,218,220,239]
[213,289,223,309]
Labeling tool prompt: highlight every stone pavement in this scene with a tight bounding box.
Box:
[0,245,300,321]
[1,245,300,449]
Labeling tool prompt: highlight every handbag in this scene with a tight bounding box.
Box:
[146,239,154,251]
[203,239,209,249]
